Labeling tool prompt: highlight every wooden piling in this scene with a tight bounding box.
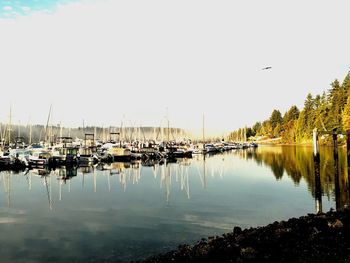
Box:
[313,128,320,162]
[333,128,338,160]
[346,130,350,202]
[332,128,340,210]
[313,128,322,213]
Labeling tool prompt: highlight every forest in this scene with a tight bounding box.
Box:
[229,72,350,144]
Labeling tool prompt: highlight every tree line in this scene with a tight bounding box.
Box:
[0,124,186,145]
[229,72,350,144]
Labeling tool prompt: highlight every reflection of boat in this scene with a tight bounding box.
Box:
[78,165,93,174]
[106,162,130,170]
[56,166,78,182]
[141,159,164,167]
[31,167,51,177]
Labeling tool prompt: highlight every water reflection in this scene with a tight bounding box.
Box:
[1,147,350,262]
[236,146,350,212]
[1,147,350,214]
[0,155,230,212]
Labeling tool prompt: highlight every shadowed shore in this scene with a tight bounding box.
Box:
[137,207,350,263]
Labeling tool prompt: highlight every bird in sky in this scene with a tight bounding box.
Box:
[262,66,272,70]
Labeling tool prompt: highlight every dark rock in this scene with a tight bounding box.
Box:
[233,226,242,235]
[140,208,350,263]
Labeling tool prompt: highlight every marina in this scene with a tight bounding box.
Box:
[1,1,350,262]
[0,121,258,171]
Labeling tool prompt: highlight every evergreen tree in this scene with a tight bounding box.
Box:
[304,93,314,111]
[261,120,273,137]
[313,92,328,131]
[252,122,262,135]
[230,72,350,144]
[296,110,308,142]
[342,95,350,132]
[246,127,255,138]
[269,110,283,130]
[327,79,348,131]
[342,72,350,95]
[283,105,300,123]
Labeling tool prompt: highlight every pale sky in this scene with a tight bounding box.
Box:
[0,0,349,136]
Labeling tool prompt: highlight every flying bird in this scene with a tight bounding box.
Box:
[262,66,272,70]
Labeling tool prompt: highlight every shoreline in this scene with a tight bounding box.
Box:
[257,142,347,147]
[138,208,350,262]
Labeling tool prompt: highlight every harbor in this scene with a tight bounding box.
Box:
[1,0,350,262]
[0,119,258,171]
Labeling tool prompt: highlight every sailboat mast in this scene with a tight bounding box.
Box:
[94,126,97,145]
[167,120,170,142]
[45,104,52,145]
[8,106,12,146]
[202,113,205,146]
[167,109,170,142]
[18,121,20,138]
[120,120,123,143]
[29,122,32,145]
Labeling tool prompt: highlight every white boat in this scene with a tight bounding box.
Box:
[28,150,51,166]
[108,146,131,161]
[9,148,30,167]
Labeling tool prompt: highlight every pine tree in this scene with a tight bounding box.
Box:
[342,95,350,132]
[252,122,262,135]
[283,105,300,123]
[270,110,283,131]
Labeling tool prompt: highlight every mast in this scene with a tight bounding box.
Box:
[94,126,97,145]
[202,113,205,147]
[60,122,63,139]
[120,120,123,144]
[138,126,141,142]
[8,106,12,146]
[29,121,32,145]
[161,123,164,142]
[45,104,52,145]
[0,123,2,145]
[167,109,170,142]
[18,121,20,138]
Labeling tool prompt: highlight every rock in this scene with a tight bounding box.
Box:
[140,208,350,263]
[328,219,344,229]
[233,226,242,235]
[240,247,256,260]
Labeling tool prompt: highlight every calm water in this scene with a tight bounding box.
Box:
[0,146,349,262]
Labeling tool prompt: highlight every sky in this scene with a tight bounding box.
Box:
[0,0,349,136]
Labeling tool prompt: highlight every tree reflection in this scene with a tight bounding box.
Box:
[236,146,350,210]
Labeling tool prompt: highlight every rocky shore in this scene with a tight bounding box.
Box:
[138,208,350,263]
